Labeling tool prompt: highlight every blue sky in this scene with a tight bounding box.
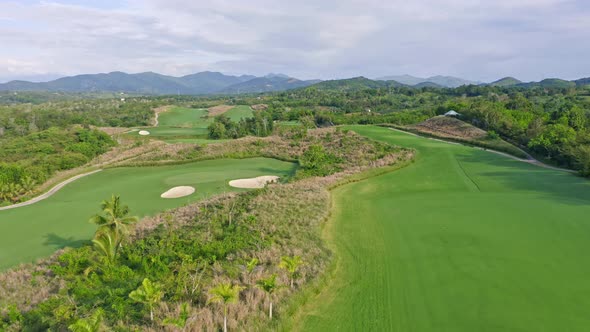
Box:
[0,0,589,82]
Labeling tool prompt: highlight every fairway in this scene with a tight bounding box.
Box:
[297,126,590,331]
[131,105,254,139]
[0,158,295,270]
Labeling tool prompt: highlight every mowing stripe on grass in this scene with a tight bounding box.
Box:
[296,125,590,332]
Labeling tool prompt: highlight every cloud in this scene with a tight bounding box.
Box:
[0,0,588,82]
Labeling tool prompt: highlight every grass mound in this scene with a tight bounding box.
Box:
[386,116,528,158]
[414,115,487,139]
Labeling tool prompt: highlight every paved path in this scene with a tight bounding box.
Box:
[0,170,102,211]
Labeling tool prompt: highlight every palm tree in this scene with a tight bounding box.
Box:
[68,309,104,332]
[89,195,138,240]
[256,274,279,319]
[91,229,119,265]
[129,278,165,322]
[279,255,303,288]
[208,283,244,332]
[20,176,36,195]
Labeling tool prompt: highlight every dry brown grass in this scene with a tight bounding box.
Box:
[251,104,268,111]
[92,127,131,135]
[207,105,234,117]
[413,116,487,140]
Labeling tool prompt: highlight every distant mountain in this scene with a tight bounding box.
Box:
[264,73,290,79]
[377,74,479,88]
[0,71,309,95]
[413,81,444,88]
[518,78,576,89]
[179,71,255,94]
[220,76,321,94]
[489,77,522,87]
[574,77,590,87]
[377,75,424,86]
[305,77,405,92]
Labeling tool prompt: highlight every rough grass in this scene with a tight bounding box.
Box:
[296,125,590,331]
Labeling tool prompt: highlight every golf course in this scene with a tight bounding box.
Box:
[0,157,295,270]
[297,125,590,331]
[132,105,253,140]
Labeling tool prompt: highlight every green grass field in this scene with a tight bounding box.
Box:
[0,158,295,270]
[129,105,254,141]
[296,125,590,331]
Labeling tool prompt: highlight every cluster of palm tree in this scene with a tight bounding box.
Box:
[0,177,36,203]
[88,195,138,265]
[208,255,304,332]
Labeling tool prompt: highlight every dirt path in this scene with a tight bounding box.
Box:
[388,128,575,173]
[0,170,103,211]
[153,105,172,127]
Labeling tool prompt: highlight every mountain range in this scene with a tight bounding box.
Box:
[0,72,588,95]
[376,75,482,88]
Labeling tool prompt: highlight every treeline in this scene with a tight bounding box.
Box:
[208,112,274,139]
[0,98,174,138]
[439,92,590,175]
[254,85,590,176]
[0,127,114,204]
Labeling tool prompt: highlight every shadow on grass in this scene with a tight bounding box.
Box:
[456,151,590,206]
[43,233,90,249]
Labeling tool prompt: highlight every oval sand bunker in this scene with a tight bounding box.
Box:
[160,186,195,198]
[138,130,150,136]
[229,176,279,189]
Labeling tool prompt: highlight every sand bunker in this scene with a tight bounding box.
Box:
[138,130,150,136]
[160,186,195,198]
[229,176,280,189]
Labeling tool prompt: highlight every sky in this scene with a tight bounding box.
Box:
[0,0,589,83]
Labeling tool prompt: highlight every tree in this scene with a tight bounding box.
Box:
[208,283,244,332]
[89,195,138,240]
[279,255,303,288]
[68,309,104,332]
[129,278,165,322]
[91,229,119,265]
[256,274,279,319]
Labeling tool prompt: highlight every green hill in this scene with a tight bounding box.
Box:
[489,77,522,87]
[306,77,403,92]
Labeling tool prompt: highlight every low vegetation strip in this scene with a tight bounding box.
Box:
[0,127,414,331]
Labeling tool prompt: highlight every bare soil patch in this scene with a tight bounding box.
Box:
[208,105,234,117]
[251,104,268,110]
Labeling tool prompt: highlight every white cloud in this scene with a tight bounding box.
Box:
[0,0,588,82]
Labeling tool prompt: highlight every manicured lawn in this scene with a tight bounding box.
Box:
[0,158,296,270]
[129,105,253,140]
[157,107,210,128]
[296,125,590,331]
[224,105,254,122]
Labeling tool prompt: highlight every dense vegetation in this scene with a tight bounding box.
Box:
[0,127,114,204]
